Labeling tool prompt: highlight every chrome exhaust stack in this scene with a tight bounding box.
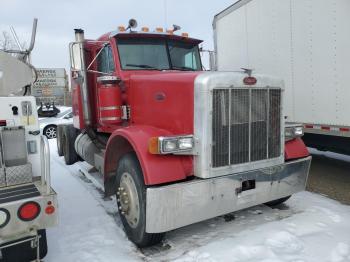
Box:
[71,28,91,127]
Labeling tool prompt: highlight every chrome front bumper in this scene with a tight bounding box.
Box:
[146,156,311,233]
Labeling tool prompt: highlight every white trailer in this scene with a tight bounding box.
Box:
[213,0,350,154]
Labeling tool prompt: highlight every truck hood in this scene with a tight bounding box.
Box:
[128,71,283,135]
[128,71,203,134]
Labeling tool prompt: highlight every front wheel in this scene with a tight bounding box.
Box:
[116,153,165,247]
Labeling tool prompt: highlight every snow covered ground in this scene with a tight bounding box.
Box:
[46,140,350,262]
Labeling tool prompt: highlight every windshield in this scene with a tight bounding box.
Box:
[117,37,202,71]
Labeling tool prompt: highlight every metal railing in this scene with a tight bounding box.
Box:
[40,136,51,195]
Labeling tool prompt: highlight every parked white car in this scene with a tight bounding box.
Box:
[39,107,73,139]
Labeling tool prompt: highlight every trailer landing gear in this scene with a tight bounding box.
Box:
[116,153,164,247]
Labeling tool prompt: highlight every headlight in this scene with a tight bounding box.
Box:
[163,139,178,152]
[178,137,193,150]
[285,125,304,141]
[149,135,194,154]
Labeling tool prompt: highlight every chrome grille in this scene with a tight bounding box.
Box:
[212,88,282,168]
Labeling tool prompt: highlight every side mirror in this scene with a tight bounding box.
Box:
[96,75,121,85]
[199,48,216,71]
[69,42,83,71]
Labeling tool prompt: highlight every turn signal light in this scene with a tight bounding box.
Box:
[148,137,160,154]
[0,208,10,228]
[18,201,41,221]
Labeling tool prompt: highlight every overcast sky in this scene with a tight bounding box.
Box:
[0,0,235,70]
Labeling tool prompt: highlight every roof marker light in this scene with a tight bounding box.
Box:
[141,27,149,32]
[181,32,189,37]
[166,29,174,35]
[118,26,126,32]
[155,27,164,33]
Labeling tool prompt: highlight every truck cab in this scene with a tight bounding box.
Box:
[71,28,203,134]
[62,20,311,247]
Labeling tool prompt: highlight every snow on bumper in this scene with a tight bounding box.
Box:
[146,156,311,233]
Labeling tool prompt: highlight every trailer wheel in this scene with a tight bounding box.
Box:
[56,125,64,156]
[116,153,165,247]
[0,229,47,262]
[62,125,78,165]
[265,196,291,207]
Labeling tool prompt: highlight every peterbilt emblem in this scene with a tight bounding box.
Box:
[241,68,257,85]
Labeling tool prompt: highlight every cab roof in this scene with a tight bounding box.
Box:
[97,30,203,45]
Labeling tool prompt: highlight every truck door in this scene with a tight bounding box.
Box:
[96,44,122,127]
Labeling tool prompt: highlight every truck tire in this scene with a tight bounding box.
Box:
[62,125,78,165]
[56,125,64,156]
[0,229,47,262]
[265,196,291,207]
[116,153,165,247]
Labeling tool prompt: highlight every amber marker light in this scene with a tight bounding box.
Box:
[141,27,150,32]
[166,29,174,35]
[45,205,55,215]
[155,27,164,33]
[118,26,126,32]
[148,137,160,154]
[181,32,189,37]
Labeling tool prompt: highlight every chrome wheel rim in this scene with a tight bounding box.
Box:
[45,126,57,139]
[117,172,140,228]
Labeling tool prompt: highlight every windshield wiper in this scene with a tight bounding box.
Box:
[125,64,162,70]
[172,66,195,71]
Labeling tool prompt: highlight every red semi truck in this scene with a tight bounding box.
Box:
[58,20,311,247]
